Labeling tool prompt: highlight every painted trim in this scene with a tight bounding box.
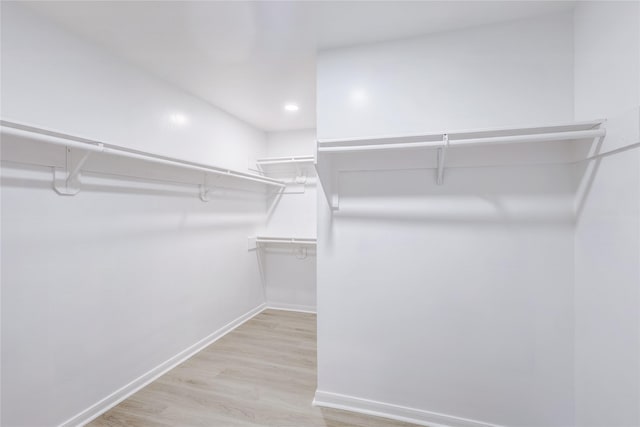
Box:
[313,390,504,427]
[59,303,267,427]
[266,302,317,314]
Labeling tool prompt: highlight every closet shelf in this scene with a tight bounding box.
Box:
[257,236,317,245]
[316,119,607,209]
[248,236,317,250]
[256,155,315,166]
[255,155,316,184]
[317,119,605,153]
[1,120,286,196]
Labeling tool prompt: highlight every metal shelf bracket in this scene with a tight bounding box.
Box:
[331,172,340,210]
[53,146,97,195]
[293,163,308,185]
[254,156,314,188]
[436,133,449,185]
[199,175,221,202]
[247,236,317,255]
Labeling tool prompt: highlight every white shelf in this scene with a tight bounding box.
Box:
[317,119,605,153]
[256,155,315,166]
[315,119,607,209]
[254,155,316,184]
[248,236,317,250]
[1,119,286,196]
[257,236,317,245]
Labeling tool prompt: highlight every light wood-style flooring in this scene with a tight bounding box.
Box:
[89,309,417,426]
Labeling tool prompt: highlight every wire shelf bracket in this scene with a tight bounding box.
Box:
[248,236,317,250]
[316,119,608,204]
[436,133,449,185]
[2,119,286,199]
[254,155,315,186]
[53,146,100,195]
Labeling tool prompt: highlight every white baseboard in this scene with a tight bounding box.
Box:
[60,303,267,427]
[266,301,317,314]
[313,390,503,427]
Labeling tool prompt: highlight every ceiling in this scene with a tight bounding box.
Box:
[24,1,575,132]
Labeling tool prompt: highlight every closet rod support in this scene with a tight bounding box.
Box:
[199,174,220,202]
[1,121,286,190]
[436,133,448,185]
[53,146,98,196]
[317,128,607,153]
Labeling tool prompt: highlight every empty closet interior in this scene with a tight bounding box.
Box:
[1,2,639,427]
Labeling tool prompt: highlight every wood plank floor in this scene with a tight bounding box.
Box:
[89,309,418,427]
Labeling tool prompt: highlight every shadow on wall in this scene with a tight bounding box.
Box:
[330,164,577,226]
[322,136,640,227]
[1,166,267,201]
[574,135,605,221]
[252,244,317,292]
[574,137,640,221]
[1,164,266,244]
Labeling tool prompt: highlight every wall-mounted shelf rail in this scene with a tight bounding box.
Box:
[255,154,316,185]
[248,236,317,259]
[1,120,286,196]
[248,236,317,249]
[317,120,605,153]
[256,155,315,166]
[316,119,607,209]
[257,236,317,245]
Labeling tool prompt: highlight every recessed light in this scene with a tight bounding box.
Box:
[284,103,299,112]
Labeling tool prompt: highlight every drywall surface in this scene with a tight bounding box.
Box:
[316,12,576,427]
[1,2,265,171]
[265,129,317,237]
[1,4,267,426]
[266,128,318,159]
[260,129,317,311]
[573,2,640,426]
[317,12,574,140]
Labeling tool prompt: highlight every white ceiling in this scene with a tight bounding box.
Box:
[25,1,575,132]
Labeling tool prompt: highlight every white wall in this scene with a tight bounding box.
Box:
[266,129,318,159]
[264,129,317,237]
[1,3,268,426]
[1,2,265,171]
[260,129,317,311]
[316,12,577,427]
[573,2,640,426]
[318,12,574,140]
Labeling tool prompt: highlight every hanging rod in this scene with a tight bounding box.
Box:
[317,128,606,153]
[1,120,286,188]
